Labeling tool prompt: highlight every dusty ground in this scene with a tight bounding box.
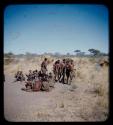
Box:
[4,56,109,122]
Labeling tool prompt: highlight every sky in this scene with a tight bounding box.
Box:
[4,4,109,55]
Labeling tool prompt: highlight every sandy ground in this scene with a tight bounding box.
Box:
[4,57,109,122]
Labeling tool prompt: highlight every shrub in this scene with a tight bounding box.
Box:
[4,58,14,65]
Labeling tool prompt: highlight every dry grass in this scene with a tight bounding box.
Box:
[4,55,109,121]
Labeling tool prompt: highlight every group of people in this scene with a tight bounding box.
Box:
[15,71,25,82]
[53,58,75,84]
[24,69,53,92]
[14,57,75,91]
[26,70,39,81]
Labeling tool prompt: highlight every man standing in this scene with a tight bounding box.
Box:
[41,58,48,75]
[59,59,66,83]
[53,60,61,82]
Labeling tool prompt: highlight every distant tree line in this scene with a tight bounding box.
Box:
[74,49,108,57]
[4,48,108,58]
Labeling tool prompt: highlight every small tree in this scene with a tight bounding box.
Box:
[74,50,81,53]
[74,50,86,57]
[88,49,100,56]
[74,50,81,55]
